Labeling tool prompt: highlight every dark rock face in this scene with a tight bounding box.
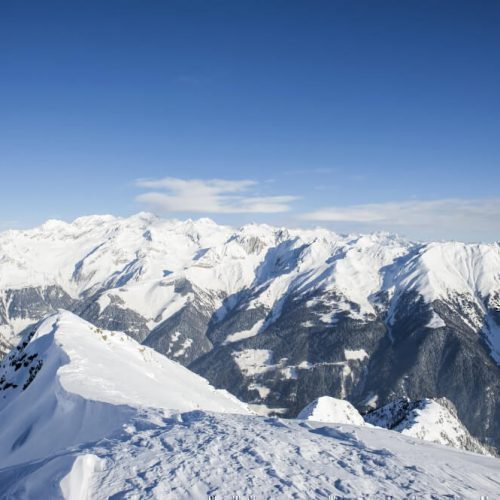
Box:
[189,289,500,451]
[191,288,386,416]
[76,294,150,343]
[354,293,500,449]
[0,286,77,354]
[143,300,213,365]
[143,281,224,365]
[5,286,76,322]
[0,326,43,395]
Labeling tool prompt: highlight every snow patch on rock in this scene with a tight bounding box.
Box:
[344,349,368,361]
[426,312,446,329]
[232,349,273,376]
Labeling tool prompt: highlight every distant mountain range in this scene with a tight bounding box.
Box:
[1,213,499,450]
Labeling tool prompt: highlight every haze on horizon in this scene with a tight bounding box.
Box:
[1,0,499,242]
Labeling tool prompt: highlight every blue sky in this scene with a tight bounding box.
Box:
[1,0,499,241]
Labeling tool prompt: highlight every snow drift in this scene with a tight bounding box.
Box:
[297,396,366,426]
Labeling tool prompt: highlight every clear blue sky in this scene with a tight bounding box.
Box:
[1,0,499,241]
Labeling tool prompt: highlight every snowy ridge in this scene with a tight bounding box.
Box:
[1,214,499,324]
[365,398,492,455]
[0,311,248,468]
[396,242,500,302]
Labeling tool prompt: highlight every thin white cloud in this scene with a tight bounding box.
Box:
[300,198,500,241]
[135,177,299,214]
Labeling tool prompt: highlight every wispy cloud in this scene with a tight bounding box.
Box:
[135,177,299,214]
[300,198,500,241]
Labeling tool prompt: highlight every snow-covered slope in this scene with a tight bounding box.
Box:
[0,214,233,346]
[0,311,248,468]
[364,398,491,455]
[0,314,499,498]
[298,396,493,456]
[1,404,500,497]
[297,396,366,426]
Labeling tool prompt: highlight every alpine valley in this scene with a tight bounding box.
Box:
[1,212,500,457]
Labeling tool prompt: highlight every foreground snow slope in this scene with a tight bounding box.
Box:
[0,311,248,468]
[1,408,500,498]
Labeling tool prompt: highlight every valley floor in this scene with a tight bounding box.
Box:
[1,409,499,499]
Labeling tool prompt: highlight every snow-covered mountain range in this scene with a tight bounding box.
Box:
[0,312,499,498]
[1,213,500,450]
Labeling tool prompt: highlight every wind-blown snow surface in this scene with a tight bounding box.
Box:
[0,311,248,468]
[1,312,500,498]
[2,409,500,498]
